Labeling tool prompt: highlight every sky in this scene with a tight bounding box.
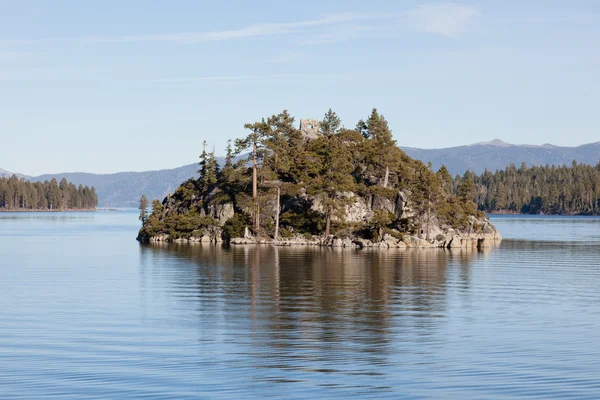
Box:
[1,0,599,175]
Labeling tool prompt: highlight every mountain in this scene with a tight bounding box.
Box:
[33,163,207,208]
[0,168,27,179]
[401,140,600,176]
[4,140,600,207]
[3,160,223,208]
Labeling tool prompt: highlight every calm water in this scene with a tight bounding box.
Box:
[1,212,599,399]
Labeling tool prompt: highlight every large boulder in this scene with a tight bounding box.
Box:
[214,202,234,225]
[371,194,395,214]
[395,191,410,218]
[310,192,373,223]
[344,194,374,223]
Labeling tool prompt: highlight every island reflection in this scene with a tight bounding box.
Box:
[139,244,493,385]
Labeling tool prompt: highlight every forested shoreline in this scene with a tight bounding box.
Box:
[465,161,600,215]
[0,175,98,211]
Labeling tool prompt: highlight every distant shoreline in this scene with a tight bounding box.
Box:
[488,210,598,216]
[0,209,97,213]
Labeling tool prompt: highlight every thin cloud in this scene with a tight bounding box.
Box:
[152,71,409,85]
[0,4,478,45]
[404,4,479,38]
[20,12,377,44]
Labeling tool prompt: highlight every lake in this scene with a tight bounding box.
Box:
[1,212,599,399]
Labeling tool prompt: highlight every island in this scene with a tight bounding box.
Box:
[137,109,501,249]
[0,176,98,211]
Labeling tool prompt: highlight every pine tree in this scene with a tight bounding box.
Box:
[139,194,149,225]
[307,109,356,236]
[411,163,442,239]
[362,109,401,188]
[236,119,270,232]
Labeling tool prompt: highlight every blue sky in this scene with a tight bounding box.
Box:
[1,1,599,175]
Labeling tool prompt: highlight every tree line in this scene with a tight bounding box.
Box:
[140,109,481,241]
[0,175,98,210]
[462,161,600,215]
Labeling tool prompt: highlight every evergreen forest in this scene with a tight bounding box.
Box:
[0,175,98,211]
[466,161,600,215]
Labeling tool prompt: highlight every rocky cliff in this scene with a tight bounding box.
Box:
[139,187,501,250]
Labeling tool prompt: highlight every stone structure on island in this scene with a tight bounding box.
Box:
[299,119,321,141]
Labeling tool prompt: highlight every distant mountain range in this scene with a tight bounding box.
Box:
[32,163,217,208]
[0,168,26,179]
[3,140,599,207]
[402,139,600,176]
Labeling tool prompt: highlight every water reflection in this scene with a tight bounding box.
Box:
[139,244,490,390]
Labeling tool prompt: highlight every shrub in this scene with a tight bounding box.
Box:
[222,213,250,240]
[280,209,324,235]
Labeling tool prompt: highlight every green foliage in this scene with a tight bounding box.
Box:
[467,162,600,215]
[394,217,416,234]
[174,179,197,202]
[370,210,395,241]
[198,140,219,191]
[222,213,250,240]
[151,199,164,217]
[139,108,495,241]
[138,194,149,224]
[0,175,97,210]
[280,209,325,235]
[437,194,469,229]
[369,185,397,199]
[141,210,217,239]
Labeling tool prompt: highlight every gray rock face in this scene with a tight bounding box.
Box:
[371,195,395,214]
[344,193,374,223]
[145,184,501,251]
[214,202,234,225]
[395,191,410,218]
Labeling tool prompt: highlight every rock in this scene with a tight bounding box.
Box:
[344,195,374,223]
[402,235,434,248]
[395,192,408,217]
[342,238,354,248]
[231,237,255,245]
[214,203,234,225]
[371,195,395,214]
[200,235,211,243]
[396,191,412,218]
[149,234,169,242]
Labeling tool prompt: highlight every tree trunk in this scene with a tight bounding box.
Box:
[252,141,259,231]
[274,186,280,242]
[383,165,389,188]
[325,212,331,237]
[426,209,431,241]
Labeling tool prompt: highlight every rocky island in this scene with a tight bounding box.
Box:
[137,109,501,249]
